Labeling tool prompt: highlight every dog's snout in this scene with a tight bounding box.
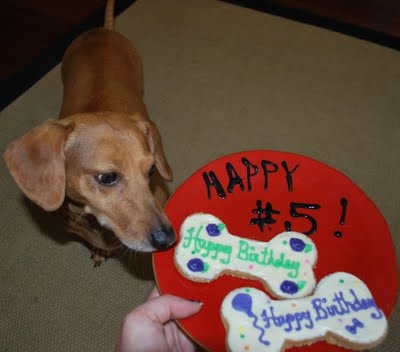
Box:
[150,228,176,250]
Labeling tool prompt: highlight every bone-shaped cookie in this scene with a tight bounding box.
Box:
[175,213,317,298]
[221,272,388,352]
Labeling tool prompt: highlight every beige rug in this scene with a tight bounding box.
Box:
[1,0,399,351]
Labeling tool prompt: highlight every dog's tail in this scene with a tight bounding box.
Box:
[104,0,115,30]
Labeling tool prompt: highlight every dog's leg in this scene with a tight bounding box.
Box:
[66,202,121,266]
[90,249,113,268]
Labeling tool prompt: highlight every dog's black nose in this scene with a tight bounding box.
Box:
[150,228,176,250]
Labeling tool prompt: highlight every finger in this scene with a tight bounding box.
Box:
[132,294,202,324]
[165,322,196,352]
[177,329,196,352]
[148,285,160,300]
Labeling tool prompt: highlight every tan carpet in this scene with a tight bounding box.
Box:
[1,0,399,351]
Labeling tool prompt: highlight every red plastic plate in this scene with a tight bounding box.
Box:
[153,150,398,352]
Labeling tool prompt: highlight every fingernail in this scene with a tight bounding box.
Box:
[188,299,203,306]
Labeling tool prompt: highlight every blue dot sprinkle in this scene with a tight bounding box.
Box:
[187,258,205,272]
[280,280,299,294]
[206,223,221,236]
[289,238,306,252]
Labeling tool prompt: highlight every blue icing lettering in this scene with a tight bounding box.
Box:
[312,290,384,322]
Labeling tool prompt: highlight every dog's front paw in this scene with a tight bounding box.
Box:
[90,248,112,267]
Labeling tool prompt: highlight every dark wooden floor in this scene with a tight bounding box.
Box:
[280,0,400,38]
[0,0,135,110]
[228,0,400,37]
[1,0,399,111]
[225,0,400,48]
[1,0,103,83]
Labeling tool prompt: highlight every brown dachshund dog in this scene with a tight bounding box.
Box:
[3,0,176,265]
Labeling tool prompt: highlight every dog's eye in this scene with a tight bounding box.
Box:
[148,164,156,177]
[95,172,119,186]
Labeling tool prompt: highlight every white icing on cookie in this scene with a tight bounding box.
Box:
[221,272,387,352]
[175,213,317,298]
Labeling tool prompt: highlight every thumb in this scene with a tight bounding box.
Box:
[133,294,202,324]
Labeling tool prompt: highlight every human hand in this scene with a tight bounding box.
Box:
[116,286,202,352]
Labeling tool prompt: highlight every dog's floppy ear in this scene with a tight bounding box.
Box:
[3,120,74,211]
[138,119,173,182]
